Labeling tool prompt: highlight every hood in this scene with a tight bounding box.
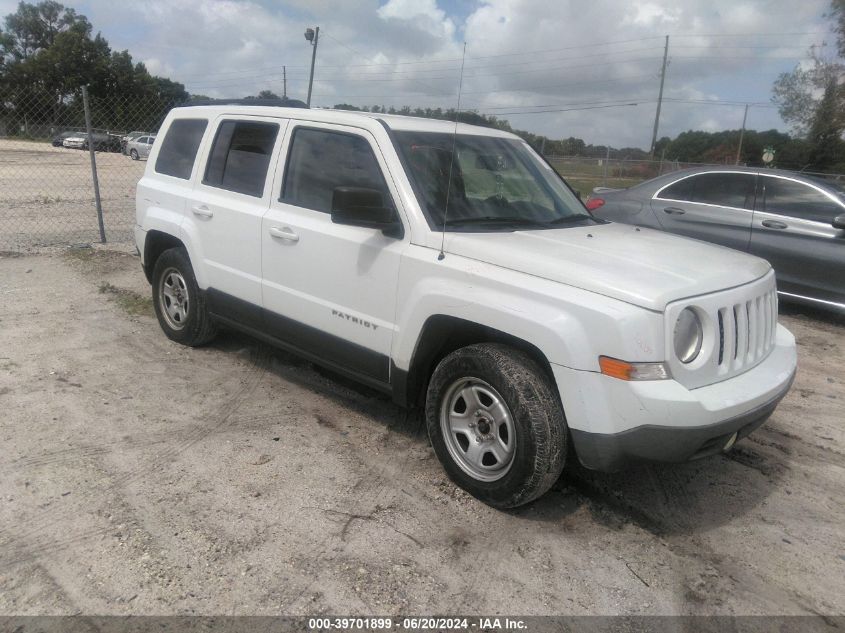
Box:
[444,223,771,311]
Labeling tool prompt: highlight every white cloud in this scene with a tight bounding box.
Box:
[2,0,833,147]
[624,2,681,27]
[378,0,456,39]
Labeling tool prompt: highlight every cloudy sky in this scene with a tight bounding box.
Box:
[1,0,837,148]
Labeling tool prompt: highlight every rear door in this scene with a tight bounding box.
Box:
[651,171,756,252]
[143,137,156,158]
[749,175,845,305]
[183,115,287,321]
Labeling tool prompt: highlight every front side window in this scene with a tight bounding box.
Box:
[393,131,592,231]
[155,119,208,180]
[761,177,842,223]
[282,127,391,213]
[204,120,279,197]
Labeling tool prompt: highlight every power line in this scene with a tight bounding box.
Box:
[478,102,644,116]
[169,31,826,81]
[309,73,657,100]
[181,46,668,86]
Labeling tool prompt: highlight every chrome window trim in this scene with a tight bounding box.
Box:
[757,173,845,224]
[652,170,757,213]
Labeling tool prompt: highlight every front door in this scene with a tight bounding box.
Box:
[749,175,845,306]
[261,122,407,385]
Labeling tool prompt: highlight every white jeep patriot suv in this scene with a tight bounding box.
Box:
[135,105,797,508]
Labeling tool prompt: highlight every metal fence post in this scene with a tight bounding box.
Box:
[602,146,610,187]
[82,85,106,243]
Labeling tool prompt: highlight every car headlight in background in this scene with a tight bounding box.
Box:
[674,307,703,364]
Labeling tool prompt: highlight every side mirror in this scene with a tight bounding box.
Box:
[833,213,845,230]
[331,187,402,238]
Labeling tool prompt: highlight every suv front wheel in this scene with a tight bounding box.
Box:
[425,343,567,508]
[151,247,217,346]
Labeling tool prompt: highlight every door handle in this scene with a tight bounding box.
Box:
[761,219,787,230]
[191,205,213,218]
[663,207,686,215]
[268,226,299,242]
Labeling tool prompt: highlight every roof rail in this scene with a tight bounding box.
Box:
[175,97,309,109]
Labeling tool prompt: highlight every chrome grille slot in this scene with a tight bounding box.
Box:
[732,305,748,361]
[717,309,725,366]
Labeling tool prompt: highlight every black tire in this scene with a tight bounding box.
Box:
[130,149,139,160]
[425,343,567,508]
[151,247,217,346]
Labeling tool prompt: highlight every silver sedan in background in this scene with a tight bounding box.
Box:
[126,135,157,160]
[587,166,845,313]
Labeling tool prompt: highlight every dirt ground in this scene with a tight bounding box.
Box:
[0,139,143,249]
[0,247,843,617]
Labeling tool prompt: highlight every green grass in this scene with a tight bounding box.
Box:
[98,282,153,317]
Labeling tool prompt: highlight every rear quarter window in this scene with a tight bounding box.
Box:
[155,119,208,180]
[657,176,694,201]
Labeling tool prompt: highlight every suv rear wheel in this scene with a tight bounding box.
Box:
[151,247,217,346]
[425,343,567,508]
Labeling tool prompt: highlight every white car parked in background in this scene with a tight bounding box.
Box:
[62,134,87,149]
[134,105,797,508]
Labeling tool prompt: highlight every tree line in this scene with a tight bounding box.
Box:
[2,0,842,174]
[0,1,188,135]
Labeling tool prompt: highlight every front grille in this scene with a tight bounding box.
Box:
[666,270,778,390]
[715,287,778,373]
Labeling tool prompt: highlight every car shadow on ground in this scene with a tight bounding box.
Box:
[779,300,845,327]
[208,328,429,444]
[209,328,789,537]
[514,430,790,536]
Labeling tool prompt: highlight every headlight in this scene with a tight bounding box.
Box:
[674,307,703,364]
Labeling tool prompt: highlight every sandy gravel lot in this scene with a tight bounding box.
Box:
[0,139,143,249]
[0,247,843,617]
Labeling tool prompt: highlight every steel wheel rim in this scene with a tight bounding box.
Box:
[159,267,189,331]
[440,377,516,482]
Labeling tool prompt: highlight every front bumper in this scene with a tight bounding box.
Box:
[554,324,797,472]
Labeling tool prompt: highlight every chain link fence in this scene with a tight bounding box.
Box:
[0,91,178,251]
[3,94,845,252]
[545,156,725,196]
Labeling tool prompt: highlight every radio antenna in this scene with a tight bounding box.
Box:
[438,41,467,261]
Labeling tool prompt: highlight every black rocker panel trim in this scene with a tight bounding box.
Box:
[206,288,391,390]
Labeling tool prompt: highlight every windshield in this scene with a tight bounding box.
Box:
[394,131,593,231]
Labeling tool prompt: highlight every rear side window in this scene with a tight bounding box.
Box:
[282,127,391,213]
[204,120,280,197]
[155,119,208,180]
[688,173,755,208]
[761,177,842,223]
[657,173,755,209]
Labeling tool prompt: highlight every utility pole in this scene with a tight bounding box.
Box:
[649,35,669,157]
[305,26,320,108]
[735,103,749,165]
[283,65,287,98]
